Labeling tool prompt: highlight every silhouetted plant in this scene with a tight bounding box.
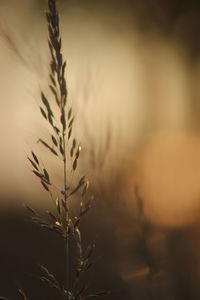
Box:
[23,0,108,299]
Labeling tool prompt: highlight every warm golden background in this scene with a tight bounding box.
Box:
[0,0,200,299]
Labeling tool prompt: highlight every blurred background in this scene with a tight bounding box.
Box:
[0,0,200,299]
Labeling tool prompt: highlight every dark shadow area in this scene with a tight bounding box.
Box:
[0,195,200,300]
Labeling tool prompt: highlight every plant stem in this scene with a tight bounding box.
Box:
[63,129,70,293]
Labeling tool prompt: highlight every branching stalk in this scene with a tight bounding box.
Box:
[26,1,108,299]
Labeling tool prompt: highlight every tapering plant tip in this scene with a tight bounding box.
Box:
[76,145,82,159]
[68,127,72,139]
[62,60,66,75]
[40,107,47,120]
[28,157,39,171]
[41,180,50,192]
[51,135,58,147]
[68,116,75,129]
[79,176,86,184]
[38,138,58,156]
[40,264,50,274]
[33,170,44,180]
[68,107,72,120]
[82,181,89,197]
[73,158,78,171]
[72,138,76,148]
[56,198,61,215]
[31,151,39,165]
[43,168,50,183]
[48,0,56,13]
[47,210,57,222]
[26,205,37,215]
[60,108,66,131]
